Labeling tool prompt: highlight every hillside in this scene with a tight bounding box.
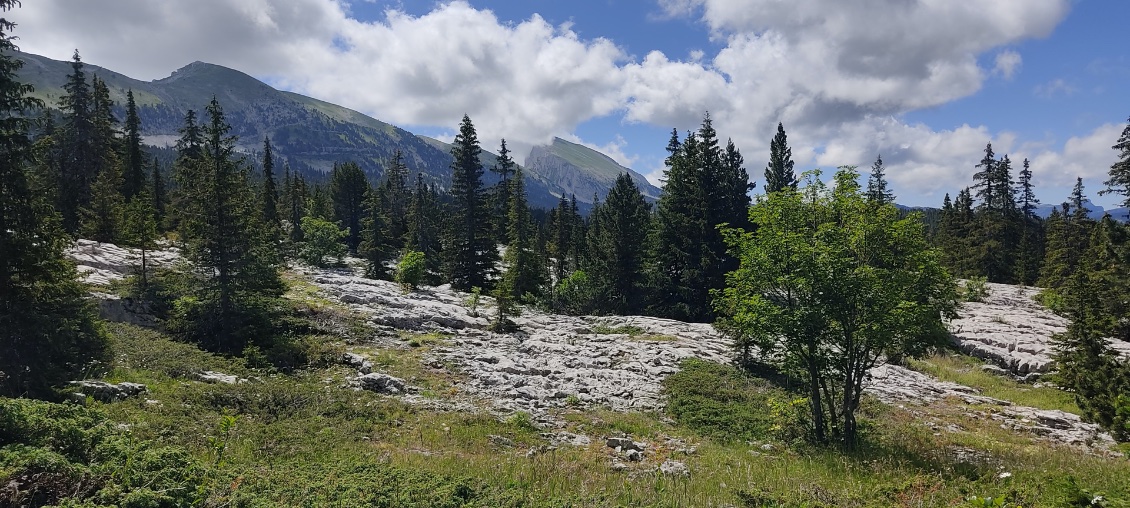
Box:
[14,51,647,209]
[11,239,1122,506]
[525,137,662,202]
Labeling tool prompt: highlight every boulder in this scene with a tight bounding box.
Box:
[197,371,246,385]
[356,373,406,395]
[70,380,147,402]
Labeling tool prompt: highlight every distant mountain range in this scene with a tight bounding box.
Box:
[15,51,660,210]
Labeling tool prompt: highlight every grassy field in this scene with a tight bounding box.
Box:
[908,353,1082,415]
[4,312,1130,506]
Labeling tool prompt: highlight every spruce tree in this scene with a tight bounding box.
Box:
[285,164,307,244]
[360,184,393,280]
[330,162,367,253]
[498,166,545,303]
[1015,158,1043,285]
[1,3,108,397]
[122,89,146,200]
[1101,116,1130,207]
[405,173,442,282]
[123,191,158,289]
[56,50,96,234]
[173,98,284,353]
[260,136,280,228]
[547,195,573,284]
[586,173,651,314]
[866,154,895,205]
[490,139,517,244]
[381,149,410,247]
[151,156,166,229]
[764,122,796,193]
[81,156,124,243]
[445,115,497,291]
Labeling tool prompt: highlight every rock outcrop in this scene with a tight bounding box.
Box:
[70,380,147,402]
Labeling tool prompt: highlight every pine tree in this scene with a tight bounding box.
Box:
[121,89,146,200]
[1101,117,1130,208]
[1018,158,1039,219]
[330,162,367,253]
[381,149,410,247]
[151,156,166,229]
[284,163,307,244]
[764,122,796,193]
[498,166,545,303]
[81,156,124,243]
[972,143,997,210]
[173,98,284,353]
[123,191,158,289]
[260,136,280,228]
[866,154,895,205]
[1,3,108,397]
[445,115,497,291]
[586,173,651,314]
[168,109,203,236]
[547,195,573,284]
[56,50,96,234]
[1015,158,1043,285]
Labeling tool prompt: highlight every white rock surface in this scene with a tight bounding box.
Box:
[70,380,147,402]
[948,282,1130,375]
[67,239,180,286]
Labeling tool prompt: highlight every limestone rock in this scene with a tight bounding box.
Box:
[658,460,689,476]
[197,371,246,385]
[355,373,406,395]
[70,380,147,402]
[343,352,373,374]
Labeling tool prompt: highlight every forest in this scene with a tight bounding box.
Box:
[4,1,1130,505]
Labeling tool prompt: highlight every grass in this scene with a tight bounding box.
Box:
[5,318,1129,506]
[591,324,645,336]
[908,353,1081,414]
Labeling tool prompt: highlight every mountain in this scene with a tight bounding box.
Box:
[524,137,662,203]
[1033,200,1128,221]
[14,51,652,210]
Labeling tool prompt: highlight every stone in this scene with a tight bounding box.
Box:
[625,449,643,462]
[606,437,645,451]
[69,380,147,402]
[197,371,246,385]
[658,460,689,476]
[355,373,406,395]
[343,352,374,374]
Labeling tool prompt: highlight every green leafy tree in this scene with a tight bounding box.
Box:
[715,167,956,448]
[396,251,427,290]
[172,98,284,353]
[1,2,108,397]
[586,173,651,315]
[299,216,348,267]
[444,115,497,291]
[331,161,368,253]
[763,122,797,193]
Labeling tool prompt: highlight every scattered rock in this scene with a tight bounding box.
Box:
[658,460,689,476]
[625,449,643,462]
[355,373,406,395]
[606,437,645,452]
[69,380,147,402]
[343,352,373,374]
[197,371,246,385]
[610,460,630,472]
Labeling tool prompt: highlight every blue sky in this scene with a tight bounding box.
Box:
[11,0,1130,207]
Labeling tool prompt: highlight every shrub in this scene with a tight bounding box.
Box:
[960,276,990,302]
[553,270,597,315]
[396,251,427,290]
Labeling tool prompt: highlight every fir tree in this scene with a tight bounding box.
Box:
[1,3,108,397]
[547,195,573,284]
[1018,158,1039,219]
[1101,116,1130,208]
[972,143,997,210]
[490,139,517,244]
[260,136,279,228]
[381,149,410,247]
[331,162,367,253]
[285,164,307,243]
[1015,158,1043,285]
[123,191,158,289]
[586,173,651,314]
[81,157,124,243]
[444,115,497,291]
[122,89,146,200]
[764,122,796,193]
[866,154,894,205]
[151,156,166,229]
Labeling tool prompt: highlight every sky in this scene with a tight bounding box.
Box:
[8,0,1130,207]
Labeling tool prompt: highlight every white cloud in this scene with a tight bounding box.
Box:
[994,50,1022,79]
[1033,78,1078,98]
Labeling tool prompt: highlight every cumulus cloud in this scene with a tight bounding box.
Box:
[994,50,1023,79]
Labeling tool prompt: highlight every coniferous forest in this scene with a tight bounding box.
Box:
[5,1,1130,506]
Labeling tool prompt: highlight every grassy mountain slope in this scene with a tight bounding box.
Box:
[526,137,662,203]
[16,51,641,209]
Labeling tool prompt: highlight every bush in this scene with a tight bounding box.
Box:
[552,270,597,315]
[960,276,990,302]
[396,251,427,290]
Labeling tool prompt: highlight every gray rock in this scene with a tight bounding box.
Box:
[658,460,689,476]
[356,373,406,394]
[343,352,374,374]
[606,437,645,451]
[488,434,515,447]
[69,380,147,402]
[197,371,246,385]
[625,449,643,462]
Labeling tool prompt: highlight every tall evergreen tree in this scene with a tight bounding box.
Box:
[490,139,517,244]
[360,183,393,279]
[56,50,96,234]
[1,3,108,397]
[284,163,307,244]
[123,190,158,289]
[972,143,997,210]
[1015,158,1043,285]
[150,156,166,229]
[866,154,895,205]
[498,166,546,303]
[444,115,497,291]
[122,89,146,200]
[586,173,651,314]
[1018,158,1039,219]
[547,195,573,284]
[405,173,442,282]
[173,98,283,352]
[764,122,796,193]
[380,149,410,247]
[1101,116,1130,208]
[260,136,279,228]
[330,162,367,254]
